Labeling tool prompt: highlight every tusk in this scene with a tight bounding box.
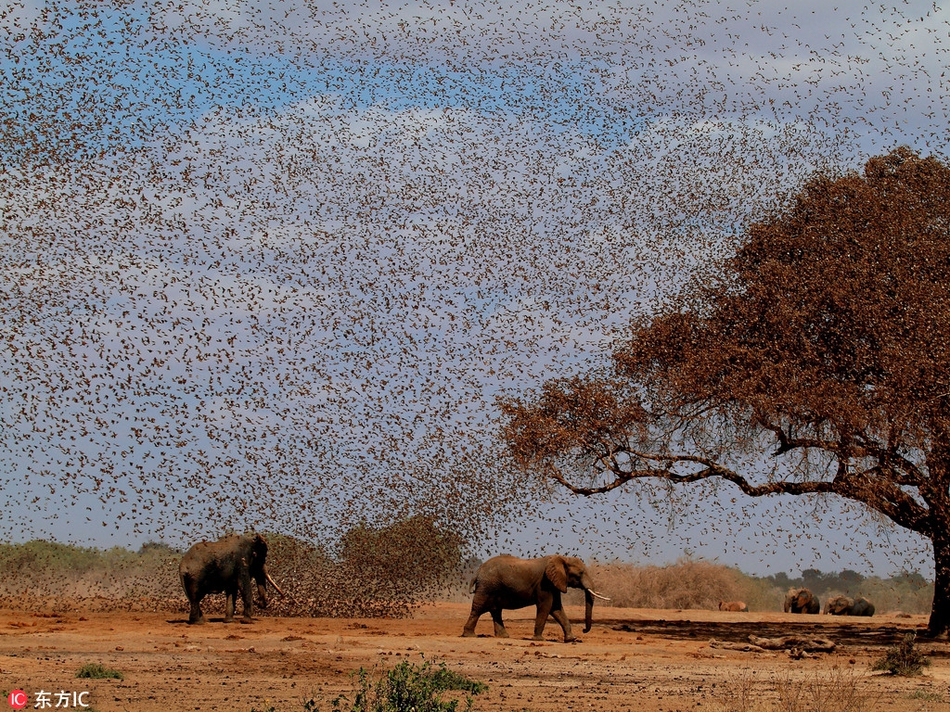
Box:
[587,589,611,601]
[264,572,301,606]
[266,572,287,597]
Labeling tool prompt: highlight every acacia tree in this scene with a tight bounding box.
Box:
[500,148,950,636]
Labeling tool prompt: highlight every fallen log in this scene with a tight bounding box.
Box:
[748,635,836,653]
[709,639,766,653]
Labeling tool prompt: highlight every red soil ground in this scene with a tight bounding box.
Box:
[1,603,948,711]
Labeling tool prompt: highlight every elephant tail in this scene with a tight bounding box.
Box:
[468,574,479,595]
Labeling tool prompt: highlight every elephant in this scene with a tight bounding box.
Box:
[719,600,748,612]
[851,596,875,616]
[179,533,284,624]
[784,587,820,614]
[825,594,875,616]
[462,554,609,642]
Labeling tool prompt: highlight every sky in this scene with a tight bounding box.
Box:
[1,0,948,579]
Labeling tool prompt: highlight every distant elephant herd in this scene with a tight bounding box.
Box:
[710,589,876,618]
[785,587,876,617]
[718,590,875,616]
[177,535,874,638]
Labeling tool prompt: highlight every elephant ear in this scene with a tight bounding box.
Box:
[545,557,569,593]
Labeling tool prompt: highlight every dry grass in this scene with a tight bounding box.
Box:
[713,667,879,712]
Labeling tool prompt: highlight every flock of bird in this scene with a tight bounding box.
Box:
[0,0,946,587]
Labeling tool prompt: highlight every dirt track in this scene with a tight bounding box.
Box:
[1,603,948,711]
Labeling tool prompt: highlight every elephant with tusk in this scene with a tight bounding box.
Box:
[179,533,285,624]
[462,554,609,642]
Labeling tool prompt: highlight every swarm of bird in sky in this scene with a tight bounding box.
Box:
[0,0,947,584]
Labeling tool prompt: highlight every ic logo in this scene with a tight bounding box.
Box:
[7,690,27,710]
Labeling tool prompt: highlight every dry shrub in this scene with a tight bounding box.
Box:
[871,633,931,676]
[587,558,775,611]
[266,517,465,618]
[773,668,878,712]
[713,669,765,712]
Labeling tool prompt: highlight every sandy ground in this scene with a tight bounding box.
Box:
[1,602,949,712]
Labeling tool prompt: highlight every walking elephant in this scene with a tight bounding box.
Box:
[825,594,875,616]
[462,554,609,642]
[179,533,284,624]
[784,587,820,614]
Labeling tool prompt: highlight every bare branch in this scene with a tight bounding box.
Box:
[545,444,933,535]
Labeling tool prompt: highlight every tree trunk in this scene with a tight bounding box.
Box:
[928,532,950,637]
[925,420,950,638]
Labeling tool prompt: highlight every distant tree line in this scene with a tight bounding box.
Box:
[763,568,930,598]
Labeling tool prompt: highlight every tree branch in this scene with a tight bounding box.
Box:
[543,445,933,536]
[833,464,932,535]
[548,448,835,498]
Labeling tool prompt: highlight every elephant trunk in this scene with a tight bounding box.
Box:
[579,572,609,633]
[584,589,594,633]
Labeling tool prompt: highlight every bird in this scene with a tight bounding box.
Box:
[0,0,944,612]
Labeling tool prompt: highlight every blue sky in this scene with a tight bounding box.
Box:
[1,0,947,578]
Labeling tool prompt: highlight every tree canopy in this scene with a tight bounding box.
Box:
[500,148,950,635]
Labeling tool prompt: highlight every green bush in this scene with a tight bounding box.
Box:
[76,663,124,680]
[329,657,485,712]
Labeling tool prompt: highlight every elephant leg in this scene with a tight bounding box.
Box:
[489,608,508,638]
[187,596,205,625]
[549,607,575,642]
[183,575,205,624]
[462,607,483,637]
[238,556,254,623]
[240,587,255,624]
[533,598,554,640]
